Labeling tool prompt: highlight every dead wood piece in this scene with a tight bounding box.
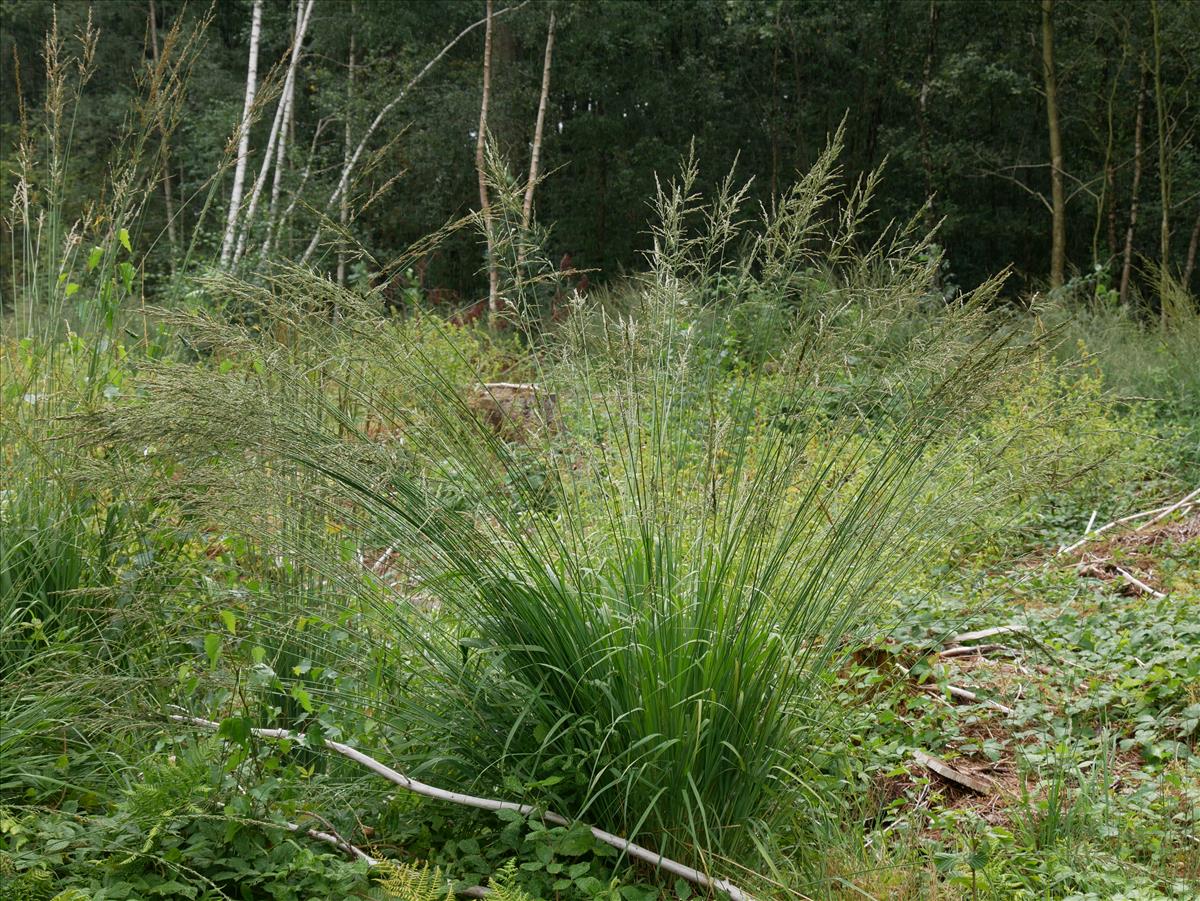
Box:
[468,382,559,441]
[170,713,754,901]
[949,625,1028,645]
[283,819,378,865]
[942,682,1015,715]
[1134,486,1200,532]
[940,643,1009,659]
[895,664,1015,715]
[1114,565,1166,598]
[1058,489,1199,555]
[912,750,993,795]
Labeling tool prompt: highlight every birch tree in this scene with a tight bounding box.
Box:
[1184,207,1199,289]
[220,0,263,268]
[918,0,939,234]
[476,0,499,314]
[1150,0,1170,308]
[262,0,305,260]
[338,1,355,286]
[1119,67,1146,304]
[233,0,315,266]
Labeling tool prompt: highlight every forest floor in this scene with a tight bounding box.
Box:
[836,508,1200,899]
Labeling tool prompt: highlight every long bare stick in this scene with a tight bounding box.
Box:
[170,714,756,901]
[1058,489,1199,555]
[283,819,490,897]
[894,665,1014,716]
[300,1,530,265]
[1113,566,1166,599]
[282,818,377,864]
[1135,485,1200,532]
[949,625,1028,645]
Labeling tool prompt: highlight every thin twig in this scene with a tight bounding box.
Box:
[282,818,378,864]
[169,714,756,901]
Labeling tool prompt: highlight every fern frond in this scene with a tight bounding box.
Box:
[372,859,454,901]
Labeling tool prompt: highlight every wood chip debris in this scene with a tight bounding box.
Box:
[912,749,993,795]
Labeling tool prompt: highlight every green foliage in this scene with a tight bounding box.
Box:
[3,11,1199,898]
[0,747,375,901]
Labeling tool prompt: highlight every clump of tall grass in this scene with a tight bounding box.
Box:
[90,134,1062,887]
[0,9,213,808]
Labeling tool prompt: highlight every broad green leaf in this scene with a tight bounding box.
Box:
[204,632,222,667]
[291,684,314,713]
[217,716,251,745]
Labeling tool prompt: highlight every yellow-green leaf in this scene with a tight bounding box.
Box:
[118,227,132,253]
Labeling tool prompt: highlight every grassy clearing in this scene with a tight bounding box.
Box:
[2,21,1198,901]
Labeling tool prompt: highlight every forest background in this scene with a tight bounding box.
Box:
[3,0,1197,306]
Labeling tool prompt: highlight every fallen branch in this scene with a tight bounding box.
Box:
[169,714,755,901]
[939,643,1010,659]
[1134,486,1200,532]
[283,818,378,865]
[1113,566,1166,599]
[912,750,993,795]
[949,625,1028,645]
[895,665,1014,715]
[1058,489,1199,555]
[941,682,1015,715]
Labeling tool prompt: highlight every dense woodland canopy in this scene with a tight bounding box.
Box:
[2,0,1197,305]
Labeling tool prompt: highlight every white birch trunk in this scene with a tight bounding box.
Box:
[261,0,301,260]
[148,0,178,268]
[220,0,264,268]
[477,0,499,313]
[233,0,314,265]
